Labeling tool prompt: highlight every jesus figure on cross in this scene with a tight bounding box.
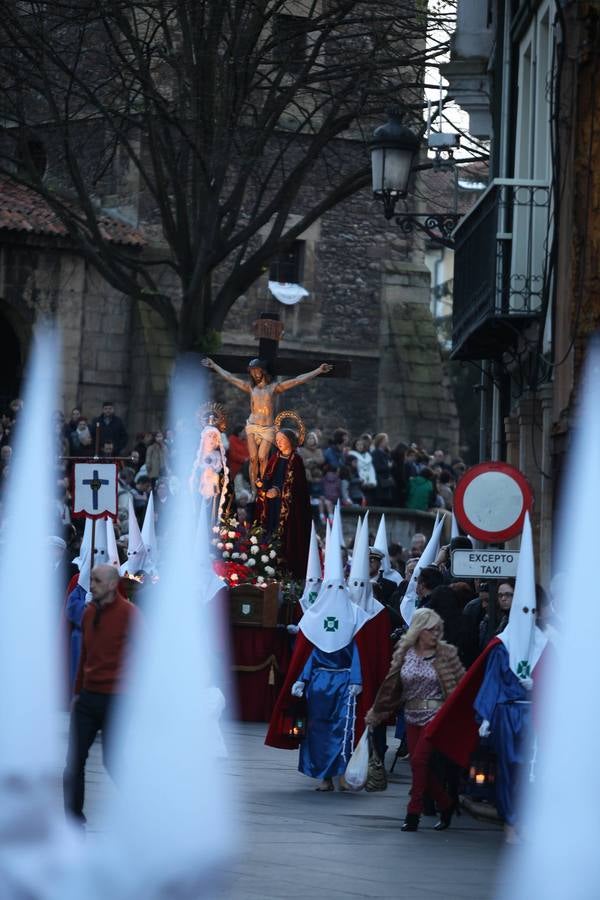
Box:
[202,356,332,489]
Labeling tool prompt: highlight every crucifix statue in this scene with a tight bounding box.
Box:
[202,313,350,490]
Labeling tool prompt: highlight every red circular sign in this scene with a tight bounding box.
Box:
[454,462,533,543]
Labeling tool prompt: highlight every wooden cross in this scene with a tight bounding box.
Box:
[211,312,351,377]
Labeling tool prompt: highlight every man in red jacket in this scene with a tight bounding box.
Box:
[63,564,139,824]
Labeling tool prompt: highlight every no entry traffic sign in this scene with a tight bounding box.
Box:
[454,462,533,543]
[451,549,520,579]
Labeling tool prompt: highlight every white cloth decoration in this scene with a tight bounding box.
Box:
[267,281,309,305]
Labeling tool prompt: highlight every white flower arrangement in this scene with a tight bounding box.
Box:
[228,530,236,539]
[225,542,234,550]
[269,550,277,559]
[247,558,256,567]
[222,551,230,558]
[240,552,248,561]
[250,545,260,555]
[256,576,265,584]
[216,542,224,550]
[250,535,258,545]
[264,565,275,576]
[230,573,239,581]
[261,554,269,563]
[231,552,240,559]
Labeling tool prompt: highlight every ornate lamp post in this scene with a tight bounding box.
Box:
[370,113,460,247]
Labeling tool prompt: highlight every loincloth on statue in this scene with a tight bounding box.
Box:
[246,422,276,445]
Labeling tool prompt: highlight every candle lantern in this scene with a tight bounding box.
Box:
[281,697,307,740]
[466,743,497,803]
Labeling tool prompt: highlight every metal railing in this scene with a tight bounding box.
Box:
[451,178,551,357]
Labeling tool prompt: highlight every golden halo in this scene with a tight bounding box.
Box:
[198,401,227,432]
[274,410,305,446]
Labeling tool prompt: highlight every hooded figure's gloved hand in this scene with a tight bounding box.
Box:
[286,624,299,635]
[349,684,362,697]
[478,719,491,738]
[291,681,305,698]
[519,676,534,691]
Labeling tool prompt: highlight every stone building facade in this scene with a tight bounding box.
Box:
[0,171,461,454]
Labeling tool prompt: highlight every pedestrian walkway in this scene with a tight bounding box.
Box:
[74,719,505,900]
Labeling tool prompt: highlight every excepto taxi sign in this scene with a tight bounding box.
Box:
[451,549,520,579]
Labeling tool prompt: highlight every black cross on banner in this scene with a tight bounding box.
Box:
[82,470,110,511]
[73,462,118,519]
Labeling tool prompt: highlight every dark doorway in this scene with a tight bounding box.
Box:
[0,309,22,413]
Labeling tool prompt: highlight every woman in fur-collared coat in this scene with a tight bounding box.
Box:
[365,608,464,832]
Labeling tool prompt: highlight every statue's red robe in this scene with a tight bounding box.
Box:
[255,450,311,579]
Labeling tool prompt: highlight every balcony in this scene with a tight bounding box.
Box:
[451,178,551,361]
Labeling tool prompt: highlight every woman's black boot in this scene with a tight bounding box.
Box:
[401,813,420,832]
[434,800,458,831]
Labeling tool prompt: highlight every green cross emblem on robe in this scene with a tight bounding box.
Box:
[323,616,339,632]
[516,660,531,678]
[308,591,318,606]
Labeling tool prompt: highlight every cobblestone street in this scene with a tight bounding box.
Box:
[78,719,506,900]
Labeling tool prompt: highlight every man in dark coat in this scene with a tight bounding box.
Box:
[91,402,128,455]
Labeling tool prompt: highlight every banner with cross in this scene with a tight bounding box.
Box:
[73,462,118,519]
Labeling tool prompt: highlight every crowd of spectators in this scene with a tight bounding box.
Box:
[293,427,466,522]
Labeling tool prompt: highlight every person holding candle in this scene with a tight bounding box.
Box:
[365,608,464,831]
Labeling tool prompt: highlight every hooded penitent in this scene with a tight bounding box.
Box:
[298,522,369,653]
[72,517,92,570]
[298,522,323,613]
[373,514,402,586]
[0,330,80,895]
[498,511,547,679]
[194,502,226,606]
[77,516,109,594]
[61,357,234,898]
[400,513,445,626]
[141,492,158,574]
[120,495,146,577]
[347,511,384,620]
[106,517,121,569]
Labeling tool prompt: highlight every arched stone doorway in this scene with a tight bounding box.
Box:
[0,307,24,413]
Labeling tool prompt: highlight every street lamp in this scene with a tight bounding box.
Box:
[370,113,460,247]
[370,113,420,218]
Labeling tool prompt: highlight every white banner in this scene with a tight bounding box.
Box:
[73,463,118,519]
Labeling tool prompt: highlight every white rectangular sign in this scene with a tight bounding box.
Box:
[451,549,519,579]
[73,463,118,519]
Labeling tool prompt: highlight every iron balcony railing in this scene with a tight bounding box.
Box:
[451,178,551,360]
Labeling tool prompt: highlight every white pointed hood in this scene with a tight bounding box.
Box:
[0,330,80,894]
[451,512,460,540]
[141,492,158,574]
[299,522,322,612]
[400,515,445,626]
[72,517,92,570]
[61,357,234,898]
[373,514,401,585]
[120,495,146,576]
[78,516,109,593]
[499,512,547,677]
[106,517,121,569]
[347,512,384,618]
[299,525,369,653]
[351,516,362,562]
[494,339,600,900]
[331,501,345,553]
